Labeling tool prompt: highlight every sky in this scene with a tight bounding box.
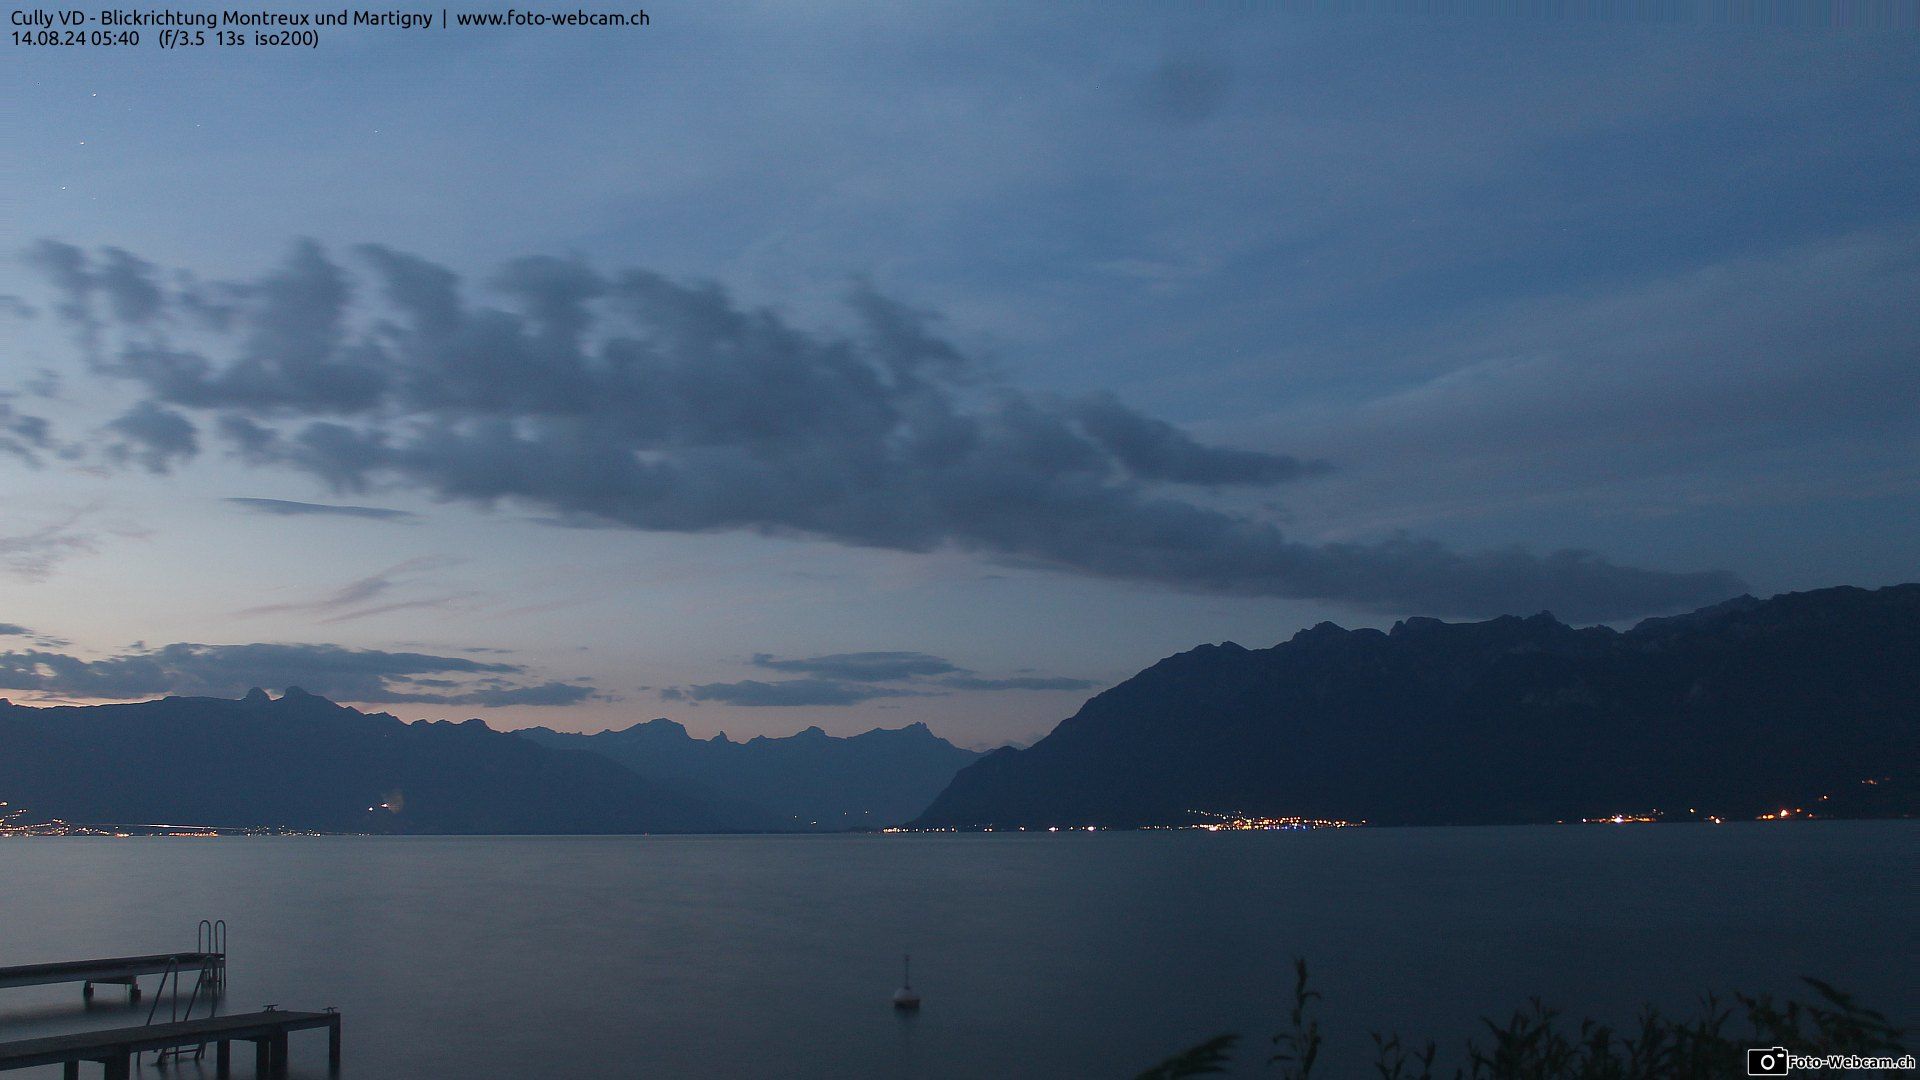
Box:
[2,1,1916,746]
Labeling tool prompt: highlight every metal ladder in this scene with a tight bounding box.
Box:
[146,920,227,1067]
[199,919,228,995]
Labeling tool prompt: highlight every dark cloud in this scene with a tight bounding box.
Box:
[679,679,938,707]
[21,242,169,360]
[225,497,418,522]
[746,650,1098,694]
[104,401,197,474]
[93,248,167,325]
[31,240,1744,621]
[0,622,67,648]
[0,295,36,319]
[24,241,96,340]
[0,400,52,466]
[217,415,279,461]
[751,650,962,682]
[0,640,599,706]
[1073,394,1328,486]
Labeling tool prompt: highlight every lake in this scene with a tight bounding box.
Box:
[0,823,1913,1078]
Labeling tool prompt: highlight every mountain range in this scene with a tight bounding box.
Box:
[517,719,979,831]
[912,585,1919,828]
[0,688,980,834]
[0,688,737,833]
[3,584,1912,834]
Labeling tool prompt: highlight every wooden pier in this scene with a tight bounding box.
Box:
[0,1009,340,1078]
[0,953,224,1001]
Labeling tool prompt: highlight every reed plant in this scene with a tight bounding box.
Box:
[1135,961,1908,1079]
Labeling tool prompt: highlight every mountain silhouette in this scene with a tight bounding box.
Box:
[0,688,745,833]
[912,585,1919,829]
[517,718,980,830]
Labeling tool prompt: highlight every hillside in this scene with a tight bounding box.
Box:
[912,585,1920,828]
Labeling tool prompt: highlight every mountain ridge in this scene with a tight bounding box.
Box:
[0,688,749,833]
[911,584,1920,829]
[515,717,980,831]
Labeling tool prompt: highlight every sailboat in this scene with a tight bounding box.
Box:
[892,954,921,1010]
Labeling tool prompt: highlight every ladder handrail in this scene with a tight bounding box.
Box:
[195,918,227,991]
[142,958,178,1027]
[147,920,226,1064]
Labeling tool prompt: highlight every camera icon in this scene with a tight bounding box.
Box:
[1747,1047,1791,1076]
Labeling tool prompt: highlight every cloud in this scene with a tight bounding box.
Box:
[0,622,69,649]
[1292,225,1920,473]
[0,400,53,466]
[22,369,61,398]
[1242,223,1920,551]
[1072,393,1328,486]
[0,640,600,706]
[225,497,417,521]
[92,247,168,325]
[750,650,962,682]
[743,650,1099,695]
[23,241,96,341]
[234,556,464,623]
[30,240,1744,621]
[104,401,198,473]
[0,511,100,581]
[678,679,938,707]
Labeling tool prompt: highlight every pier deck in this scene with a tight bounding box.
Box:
[0,1009,339,1078]
[0,954,223,1000]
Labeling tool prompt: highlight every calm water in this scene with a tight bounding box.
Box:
[0,824,1913,1078]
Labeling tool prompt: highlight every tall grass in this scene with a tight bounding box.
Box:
[1135,961,1909,1079]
